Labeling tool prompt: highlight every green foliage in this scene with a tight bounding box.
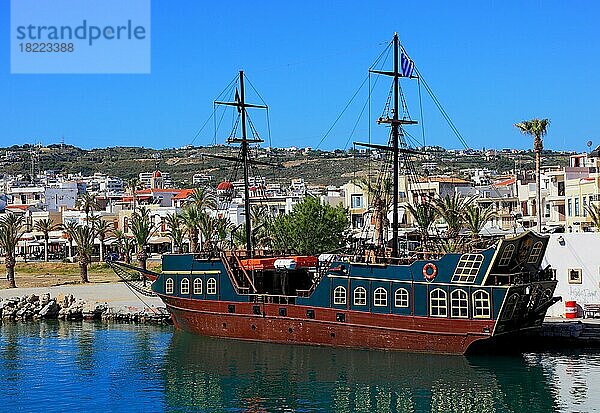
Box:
[66,224,96,283]
[464,204,496,237]
[404,202,438,243]
[514,118,550,152]
[433,194,476,238]
[0,214,25,287]
[268,197,349,256]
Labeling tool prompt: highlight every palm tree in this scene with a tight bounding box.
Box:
[404,202,438,248]
[112,229,134,263]
[33,218,62,262]
[214,216,233,251]
[464,204,496,238]
[93,219,113,262]
[64,221,78,261]
[180,204,202,253]
[126,177,143,210]
[190,187,217,211]
[66,224,96,283]
[0,214,25,288]
[75,193,100,223]
[515,118,550,232]
[130,207,157,271]
[433,194,475,239]
[165,213,185,253]
[585,203,600,231]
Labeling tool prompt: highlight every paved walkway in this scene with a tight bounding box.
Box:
[0,282,165,309]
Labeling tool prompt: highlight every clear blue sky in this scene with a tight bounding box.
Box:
[2,1,599,152]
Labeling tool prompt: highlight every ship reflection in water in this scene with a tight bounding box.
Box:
[163,331,598,412]
[1,322,599,412]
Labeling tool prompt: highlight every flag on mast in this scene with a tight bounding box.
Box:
[400,50,415,78]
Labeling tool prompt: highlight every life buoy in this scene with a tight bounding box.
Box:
[422,262,438,281]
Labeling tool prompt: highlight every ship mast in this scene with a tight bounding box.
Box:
[358,33,417,258]
[215,70,267,257]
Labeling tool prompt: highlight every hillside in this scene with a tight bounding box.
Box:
[1,144,571,187]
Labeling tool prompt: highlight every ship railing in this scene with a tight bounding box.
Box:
[489,270,554,286]
[249,293,298,304]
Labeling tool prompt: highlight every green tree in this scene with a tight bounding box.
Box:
[405,202,438,247]
[75,193,100,223]
[464,204,496,238]
[0,214,25,288]
[268,197,349,256]
[112,229,134,263]
[433,194,475,239]
[190,187,217,211]
[66,224,96,283]
[33,218,62,262]
[515,118,550,232]
[93,219,114,262]
[165,213,185,253]
[64,221,78,261]
[126,177,143,210]
[130,207,157,271]
[585,203,600,231]
[180,204,202,253]
[233,206,272,251]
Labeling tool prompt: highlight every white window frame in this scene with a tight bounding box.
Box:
[452,254,485,283]
[498,244,515,267]
[350,194,364,209]
[180,278,190,295]
[193,278,202,295]
[451,289,469,318]
[354,286,367,306]
[394,288,409,308]
[373,287,388,307]
[333,286,347,305]
[473,290,491,318]
[430,288,447,317]
[165,278,174,294]
[207,277,217,294]
[527,241,544,263]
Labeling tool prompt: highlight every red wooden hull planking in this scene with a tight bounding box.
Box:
[159,295,495,354]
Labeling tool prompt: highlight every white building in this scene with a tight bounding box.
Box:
[543,233,600,317]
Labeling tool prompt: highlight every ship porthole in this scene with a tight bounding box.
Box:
[251,324,256,330]
[288,328,293,333]
[331,332,336,338]
[222,323,227,329]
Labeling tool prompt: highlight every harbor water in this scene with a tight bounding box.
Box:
[0,321,599,412]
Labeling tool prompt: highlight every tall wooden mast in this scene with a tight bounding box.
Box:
[215,70,267,257]
[360,33,417,258]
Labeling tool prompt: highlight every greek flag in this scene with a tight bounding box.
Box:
[401,50,415,78]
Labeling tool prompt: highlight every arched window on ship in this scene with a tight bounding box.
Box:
[450,289,468,318]
[333,286,347,305]
[207,278,217,295]
[430,288,447,317]
[394,288,409,308]
[165,278,174,295]
[374,287,387,307]
[473,290,491,318]
[180,278,190,295]
[354,287,367,306]
[193,278,202,295]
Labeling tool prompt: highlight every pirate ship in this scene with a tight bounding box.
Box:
[111,34,559,354]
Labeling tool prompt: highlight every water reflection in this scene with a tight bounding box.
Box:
[163,332,562,412]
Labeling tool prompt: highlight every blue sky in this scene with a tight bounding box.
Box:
[1,1,599,152]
